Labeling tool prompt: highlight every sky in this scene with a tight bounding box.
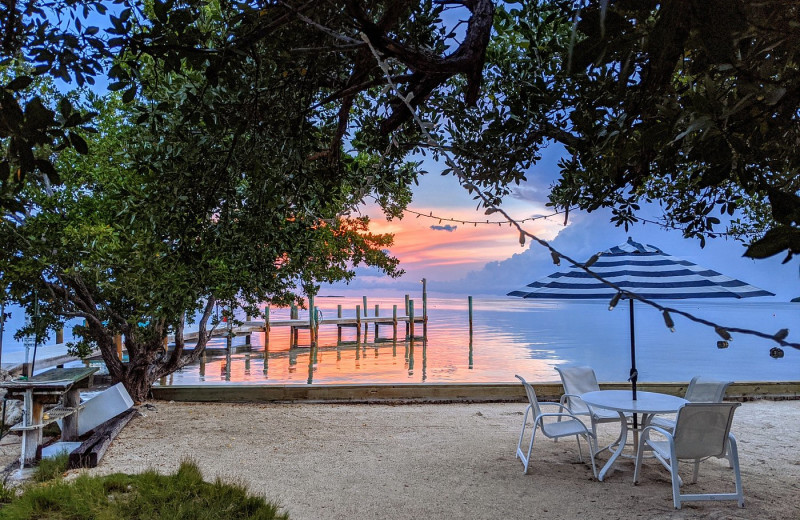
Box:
[326,143,799,302]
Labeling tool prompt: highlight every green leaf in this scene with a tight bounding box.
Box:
[7,76,33,91]
[121,86,137,103]
[68,132,89,154]
[24,97,55,128]
[744,226,800,259]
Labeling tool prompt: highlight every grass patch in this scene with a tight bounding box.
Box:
[32,453,69,483]
[0,460,288,519]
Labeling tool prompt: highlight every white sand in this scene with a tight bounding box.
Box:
[64,399,799,520]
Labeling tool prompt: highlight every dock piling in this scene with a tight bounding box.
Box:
[309,294,316,347]
[337,304,343,343]
[356,305,362,345]
[409,300,415,339]
[468,296,473,337]
[374,304,380,340]
[392,305,398,341]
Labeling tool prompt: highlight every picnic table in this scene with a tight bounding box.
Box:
[1,367,98,466]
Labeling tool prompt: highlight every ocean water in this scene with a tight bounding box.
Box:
[151,294,799,386]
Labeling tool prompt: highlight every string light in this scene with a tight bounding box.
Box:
[608,292,622,311]
[662,310,675,332]
[584,253,601,268]
[403,207,570,226]
[715,327,732,341]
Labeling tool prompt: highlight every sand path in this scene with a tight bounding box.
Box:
[67,399,800,519]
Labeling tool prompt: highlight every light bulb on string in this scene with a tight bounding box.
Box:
[608,292,622,311]
[662,310,675,332]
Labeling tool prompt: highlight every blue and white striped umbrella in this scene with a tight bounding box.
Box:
[508,237,774,400]
[508,237,774,300]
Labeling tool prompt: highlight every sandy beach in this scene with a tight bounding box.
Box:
[33,398,790,520]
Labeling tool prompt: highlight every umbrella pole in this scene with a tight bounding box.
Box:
[629,299,638,430]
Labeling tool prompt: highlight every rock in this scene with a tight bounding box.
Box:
[2,399,23,427]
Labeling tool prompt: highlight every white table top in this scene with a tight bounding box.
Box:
[580,390,688,414]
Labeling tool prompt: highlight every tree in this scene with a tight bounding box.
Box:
[536,0,800,261]
[3,0,798,400]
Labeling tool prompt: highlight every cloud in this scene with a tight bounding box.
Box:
[430,224,457,232]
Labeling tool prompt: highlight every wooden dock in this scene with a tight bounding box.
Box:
[172,292,429,349]
[176,312,427,348]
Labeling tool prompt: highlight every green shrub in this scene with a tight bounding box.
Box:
[0,460,288,519]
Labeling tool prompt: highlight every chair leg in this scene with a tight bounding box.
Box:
[522,427,538,474]
[586,434,598,479]
[633,437,645,484]
[516,405,531,461]
[728,435,745,507]
[724,437,735,469]
[575,435,583,462]
[692,461,700,484]
[670,457,682,509]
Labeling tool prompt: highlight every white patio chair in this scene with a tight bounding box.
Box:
[555,366,629,442]
[633,402,744,509]
[649,376,734,467]
[515,375,598,478]
[650,376,732,429]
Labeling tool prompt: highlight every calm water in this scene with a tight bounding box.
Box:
[153,294,799,386]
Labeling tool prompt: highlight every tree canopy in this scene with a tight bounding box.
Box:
[1,0,798,398]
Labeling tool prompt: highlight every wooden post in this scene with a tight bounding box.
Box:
[226,313,232,351]
[263,306,270,347]
[20,391,44,466]
[422,278,427,320]
[356,305,362,345]
[245,333,251,346]
[409,300,415,339]
[468,296,473,337]
[392,305,398,341]
[374,304,380,340]
[114,334,123,360]
[56,328,64,344]
[309,294,316,347]
[61,388,81,441]
[362,296,368,336]
[468,336,474,370]
[337,304,342,343]
[290,304,298,347]
[404,294,410,335]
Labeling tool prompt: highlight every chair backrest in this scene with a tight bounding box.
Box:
[555,366,601,414]
[684,376,732,403]
[673,402,740,460]
[515,375,543,419]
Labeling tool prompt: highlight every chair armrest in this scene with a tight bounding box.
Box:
[640,424,673,444]
[536,412,595,436]
[539,402,573,413]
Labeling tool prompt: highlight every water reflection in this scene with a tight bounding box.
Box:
[155,296,799,386]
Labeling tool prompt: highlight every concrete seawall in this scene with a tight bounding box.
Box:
[150,380,800,403]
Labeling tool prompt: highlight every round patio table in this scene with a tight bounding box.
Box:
[580,390,688,481]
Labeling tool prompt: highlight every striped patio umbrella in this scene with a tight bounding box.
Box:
[508,237,774,399]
